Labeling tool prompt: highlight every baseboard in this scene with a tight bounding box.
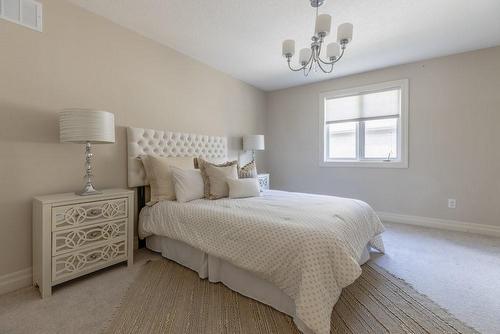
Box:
[0,267,32,295]
[377,211,500,237]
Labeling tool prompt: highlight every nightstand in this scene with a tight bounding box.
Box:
[257,173,270,190]
[32,188,134,298]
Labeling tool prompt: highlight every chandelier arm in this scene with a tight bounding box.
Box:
[317,40,323,58]
[316,59,334,73]
[314,47,320,61]
[303,58,312,76]
[306,57,314,75]
[332,47,346,63]
[317,55,334,65]
[308,50,315,64]
[287,59,307,72]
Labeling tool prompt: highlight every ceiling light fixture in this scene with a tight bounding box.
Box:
[282,0,353,76]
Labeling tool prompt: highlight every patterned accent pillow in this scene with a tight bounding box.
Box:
[197,158,238,199]
[193,157,227,169]
[238,160,258,179]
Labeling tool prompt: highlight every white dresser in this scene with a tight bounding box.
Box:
[32,188,134,298]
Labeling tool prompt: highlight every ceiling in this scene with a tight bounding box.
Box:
[68,0,500,91]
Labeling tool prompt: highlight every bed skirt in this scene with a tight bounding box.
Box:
[146,235,372,334]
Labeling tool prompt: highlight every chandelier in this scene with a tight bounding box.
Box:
[282,0,353,76]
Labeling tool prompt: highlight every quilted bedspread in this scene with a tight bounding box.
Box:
[139,190,385,334]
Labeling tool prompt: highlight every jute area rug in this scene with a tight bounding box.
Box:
[104,259,478,334]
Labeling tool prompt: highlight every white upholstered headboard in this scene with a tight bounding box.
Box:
[127,127,228,187]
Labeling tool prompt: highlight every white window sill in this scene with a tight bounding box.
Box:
[319,160,408,168]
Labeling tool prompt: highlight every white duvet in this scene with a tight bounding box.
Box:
[139,190,385,334]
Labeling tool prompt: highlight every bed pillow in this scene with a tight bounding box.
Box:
[193,157,228,169]
[238,160,258,178]
[198,158,238,199]
[227,178,261,199]
[171,167,204,203]
[148,156,195,201]
[138,155,157,199]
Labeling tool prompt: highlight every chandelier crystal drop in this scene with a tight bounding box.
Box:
[282,0,353,76]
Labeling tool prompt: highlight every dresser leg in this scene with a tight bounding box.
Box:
[39,284,52,298]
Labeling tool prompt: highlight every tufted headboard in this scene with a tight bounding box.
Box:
[127,127,228,187]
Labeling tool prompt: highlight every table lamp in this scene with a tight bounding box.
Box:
[59,109,115,196]
[243,135,265,161]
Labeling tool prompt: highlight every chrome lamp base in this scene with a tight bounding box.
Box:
[77,183,102,196]
[77,142,102,196]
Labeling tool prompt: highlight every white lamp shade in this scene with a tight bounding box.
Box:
[315,14,332,36]
[282,39,295,57]
[327,42,340,59]
[243,135,265,151]
[299,48,312,65]
[337,23,354,43]
[59,109,115,144]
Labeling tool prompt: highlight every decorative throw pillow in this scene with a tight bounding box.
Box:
[238,160,258,178]
[147,156,195,201]
[197,158,238,199]
[227,178,261,199]
[193,157,227,169]
[171,167,204,203]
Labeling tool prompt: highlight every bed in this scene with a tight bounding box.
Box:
[127,127,385,334]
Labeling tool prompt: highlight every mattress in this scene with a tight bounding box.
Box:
[139,190,385,334]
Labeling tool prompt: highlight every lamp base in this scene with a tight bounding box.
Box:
[77,182,102,196]
[77,142,102,196]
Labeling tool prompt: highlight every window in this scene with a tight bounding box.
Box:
[319,79,408,168]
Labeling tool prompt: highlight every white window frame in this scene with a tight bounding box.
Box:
[319,79,409,168]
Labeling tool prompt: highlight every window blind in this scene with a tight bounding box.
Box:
[325,88,401,124]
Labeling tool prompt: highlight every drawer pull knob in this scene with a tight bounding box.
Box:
[88,231,101,239]
[89,209,101,216]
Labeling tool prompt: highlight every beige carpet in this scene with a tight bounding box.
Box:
[104,259,478,334]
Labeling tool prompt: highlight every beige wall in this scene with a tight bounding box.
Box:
[0,0,266,276]
[267,47,500,228]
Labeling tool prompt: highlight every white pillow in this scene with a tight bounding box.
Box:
[171,167,205,203]
[148,156,194,201]
[226,178,261,199]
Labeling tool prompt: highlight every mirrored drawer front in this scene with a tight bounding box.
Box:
[52,239,126,282]
[52,219,127,256]
[52,198,128,231]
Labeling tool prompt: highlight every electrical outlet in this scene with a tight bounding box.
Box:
[448,199,456,209]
